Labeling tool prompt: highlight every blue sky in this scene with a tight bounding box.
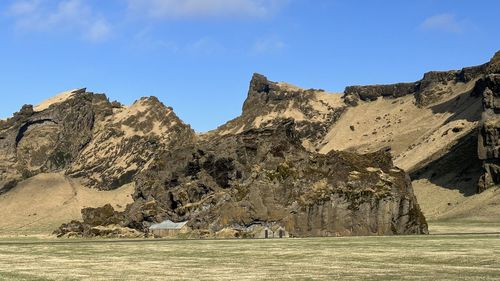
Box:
[0,0,499,132]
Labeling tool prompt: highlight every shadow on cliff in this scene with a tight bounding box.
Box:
[429,89,482,124]
[409,130,481,196]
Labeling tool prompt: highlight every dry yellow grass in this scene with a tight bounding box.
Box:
[34,89,81,112]
[0,235,499,280]
[413,179,500,234]
[0,173,134,237]
[319,86,481,172]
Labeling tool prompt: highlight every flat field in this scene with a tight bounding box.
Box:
[0,234,499,281]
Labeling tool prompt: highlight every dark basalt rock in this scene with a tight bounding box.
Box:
[343,69,461,107]
[216,73,347,147]
[486,51,500,74]
[477,74,500,192]
[0,91,196,193]
[57,120,428,237]
[0,91,113,194]
[458,64,488,83]
[344,83,417,105]
[63,96,196,190]
[54,220,86,237]
[81,204,124,226]
[343,52,500,107]
[414,70,459,106]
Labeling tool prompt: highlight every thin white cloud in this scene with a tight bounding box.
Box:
[6,0,112,42]
[127,0,287,19]
[187,37,225,54]
[131,29,224,55]
[85,19,112,42]
[8,0,41,15]
[420,13,463,33]
[132,27,181,52]
[252,37,285,54]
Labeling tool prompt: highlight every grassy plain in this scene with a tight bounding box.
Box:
[1,174,499,280]
[0,234,499,281]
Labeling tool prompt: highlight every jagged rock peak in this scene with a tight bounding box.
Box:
[134,96,163,106]
[66,94,196,190]
[248,73,325,96]
[249,73,274,94]
[213,73,345,149]
[242,73,340,112]
[0,90,114,194]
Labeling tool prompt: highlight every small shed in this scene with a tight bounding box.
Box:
[255,225,289,239]
[264,227,272,239]
[149,220,189,237]
[253,226,273,239]
[274,226,289,238]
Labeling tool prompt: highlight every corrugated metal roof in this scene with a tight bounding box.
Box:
[149,220,188,230]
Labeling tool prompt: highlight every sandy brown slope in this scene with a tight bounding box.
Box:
[413,179,500,233]
[33,89,83,112]
[318,79,481,172]
[0,173,134,237]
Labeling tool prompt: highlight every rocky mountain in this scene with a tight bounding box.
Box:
[207,51,500,228]
[2,51,499,238]
[0,91,195,194]
[215,52,500,193]
[0,89,427,238]
[210,74,347,151]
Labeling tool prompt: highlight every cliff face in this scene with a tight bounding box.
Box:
[477,74,500,192]
[0,83,427,238]
[343,59,492,107]
[56,121,427,238]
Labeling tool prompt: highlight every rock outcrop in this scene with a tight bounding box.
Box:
[212,73,346,150]
[0,89,113,194]
[0,90,195,194]
[67,97,195,190]
[344,83,417,105]
[477,74,500,192]
[56,120,428,237]
[342,54,500,107]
